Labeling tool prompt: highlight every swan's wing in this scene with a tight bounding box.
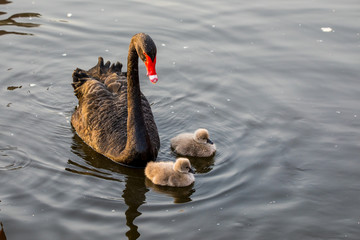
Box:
[71,58,128,156]
[86,57,123,83]
[71,76,128,155]
[72,57,126,95]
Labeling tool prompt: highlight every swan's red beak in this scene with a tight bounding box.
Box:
[144,53,158,84]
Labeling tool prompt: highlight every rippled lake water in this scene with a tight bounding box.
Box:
[1,0,360,239]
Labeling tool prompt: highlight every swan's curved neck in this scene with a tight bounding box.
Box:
[125,41,152,159]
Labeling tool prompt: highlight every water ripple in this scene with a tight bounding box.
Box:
[0,12,41,36]
[0,146,31,171]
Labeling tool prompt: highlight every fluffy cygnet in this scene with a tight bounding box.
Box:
[170,128,216,157]
[145,158,195,187]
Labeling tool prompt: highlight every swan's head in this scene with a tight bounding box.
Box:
[134,33,158,84]
[194,128,214,145]
[174,158,195,174]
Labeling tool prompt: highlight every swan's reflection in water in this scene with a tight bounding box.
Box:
[0,0,10,4]
[68,133,195,239]
[68,134,147,239]
[0,222,7,240]
[0,0,41,36]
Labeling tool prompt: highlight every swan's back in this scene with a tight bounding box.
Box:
[71,57,160,162]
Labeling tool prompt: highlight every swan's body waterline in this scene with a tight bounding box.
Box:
[71,33,160,167]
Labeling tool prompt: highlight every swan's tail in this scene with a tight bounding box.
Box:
[71,68,90,98]
[71,57,123,96]
[87,57,123,82]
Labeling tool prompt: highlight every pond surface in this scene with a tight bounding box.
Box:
[1,0,360,239]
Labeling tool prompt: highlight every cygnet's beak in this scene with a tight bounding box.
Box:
[189,168,195,174]
[207,138,214,145]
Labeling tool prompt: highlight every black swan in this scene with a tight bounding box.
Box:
[71,33,160,167]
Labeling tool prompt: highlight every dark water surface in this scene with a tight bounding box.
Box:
[1,0,360,239]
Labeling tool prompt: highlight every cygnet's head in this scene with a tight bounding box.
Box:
[174,158,195,174]
[193,128,214,145]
